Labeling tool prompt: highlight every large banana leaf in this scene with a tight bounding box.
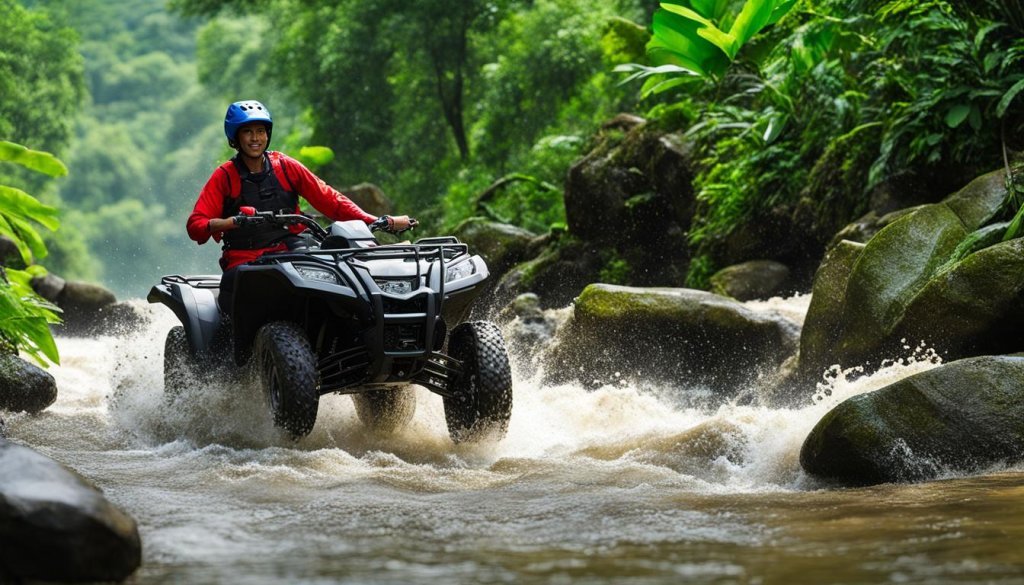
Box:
[648,0,797,80]
[0,141,68,177]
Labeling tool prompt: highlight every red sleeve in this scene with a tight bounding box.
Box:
[281,155,376,223]
[187,166,231,244]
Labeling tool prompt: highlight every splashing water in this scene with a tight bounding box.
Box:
[5,296,1022,584]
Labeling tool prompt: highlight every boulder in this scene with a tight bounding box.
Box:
[0,353,57,414]
[493,237,606,310]
[563,122,694,278]
[795,166,1022,386]
[544,284,799,395]
[0,440,142,582]
[801,355,1024,485]
[453,217,536,277]
[709,260,791,301]
[895,238,1024,357]
[30,272,66,302]
[341,183,394,217]
[54,280,117,335]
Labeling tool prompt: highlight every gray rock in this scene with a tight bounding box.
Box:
[342,183,394,217]
[545,284,799,396]
[0,352,56,414]
[453,217,536,277]
[54,280,117,335]
[0,440,142,582]
[709,260,791,301]
[801,355,1024,485]
[30,272,66,302]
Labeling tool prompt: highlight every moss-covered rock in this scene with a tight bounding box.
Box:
[788,240,865,392]
[801,355,1024,485]
[0,352,56,414]
[545,284,799,394]
[941,166,1007,231]
[834,204,966,365]
[896,238,1024,357]
[342,182,394,217]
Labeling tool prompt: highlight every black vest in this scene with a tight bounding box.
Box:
[221,156,300,250]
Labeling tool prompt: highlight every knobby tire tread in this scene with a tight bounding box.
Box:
[255,321,319,437]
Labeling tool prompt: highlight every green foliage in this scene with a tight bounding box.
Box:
[645,0,797,80]
[0,0,85,157]
[0,141,64,366]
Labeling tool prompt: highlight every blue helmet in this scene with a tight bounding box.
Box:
[224,100,273,147]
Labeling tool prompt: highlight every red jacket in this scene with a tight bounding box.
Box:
[187,152,376,270]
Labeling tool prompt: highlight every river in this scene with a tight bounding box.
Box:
[5,299,1024,584]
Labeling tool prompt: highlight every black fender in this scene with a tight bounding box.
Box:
[147,278,222,355]
[231,263,364,365]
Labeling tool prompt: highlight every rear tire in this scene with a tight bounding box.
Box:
[253,321,319,438]
[444,321,513,443]
[352,387,417,434]
[163,326,194,401]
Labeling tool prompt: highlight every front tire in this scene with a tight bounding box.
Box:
[352,387,417,434]
[253,321,319,437]
[444,321,513,443]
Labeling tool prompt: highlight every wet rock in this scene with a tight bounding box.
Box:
[562,122,694,282]
[709,260,791,301]
[342,183,394,217]
[453,217,537,277]
[786,240,865,392]
[801,355,1024,485]
[54,280,117,335]
[896,238,1024,357]
[0,418,6,439]
[0,352,56,414]
[30,271,66,302]
[545,284,799,395]
[827,207,920,250]
[0,440,142,582]
[493,237,605,310]
[795,165,1023,389]
[800,204,966,374]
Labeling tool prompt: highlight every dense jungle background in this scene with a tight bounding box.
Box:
[3,0,1019,300]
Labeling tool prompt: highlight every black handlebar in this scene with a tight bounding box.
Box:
[233,211,418,240]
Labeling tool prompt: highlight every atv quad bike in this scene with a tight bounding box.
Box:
[149,212,513,442]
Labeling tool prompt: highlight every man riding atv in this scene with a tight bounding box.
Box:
[187,100,416,314]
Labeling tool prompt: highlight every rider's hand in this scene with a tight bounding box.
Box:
[389,215,417,232]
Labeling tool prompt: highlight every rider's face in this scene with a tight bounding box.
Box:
[237,123,269,158]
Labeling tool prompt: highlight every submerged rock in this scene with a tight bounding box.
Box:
[545,284,799,395]
[801,355,1024,485]
[0,440,142,582]
[0,352,56,414]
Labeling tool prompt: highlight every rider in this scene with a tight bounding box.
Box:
[187,100,415,315]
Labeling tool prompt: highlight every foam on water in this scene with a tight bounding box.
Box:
[22,295,950,495]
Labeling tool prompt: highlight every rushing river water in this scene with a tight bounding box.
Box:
[5,298,1024,584]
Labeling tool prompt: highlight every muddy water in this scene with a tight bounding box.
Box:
[6,300,1024,584]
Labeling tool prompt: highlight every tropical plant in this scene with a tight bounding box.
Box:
[617,0,798,97]
[0,141,64,365]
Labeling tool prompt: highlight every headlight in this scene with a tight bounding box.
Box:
[375,279,415,294]
[295,264,341,285]
[445,260,476,283]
